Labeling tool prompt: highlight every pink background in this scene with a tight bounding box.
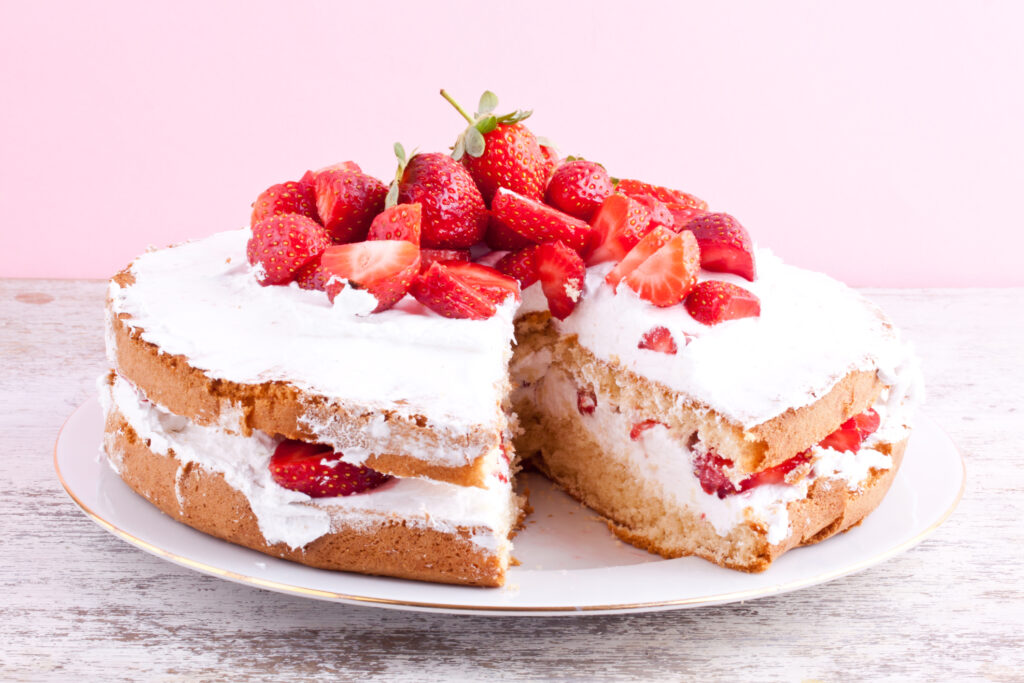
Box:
[2,1,1021,285]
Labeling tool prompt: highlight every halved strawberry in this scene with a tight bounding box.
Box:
[545,159,614,221]
[491,188,592,253]
[605,226,674,289]
[632,194,675,231]
[410,262,497,320]
[684,212,756,281]
[320,240,420,312]
[577,387,597,415]
[586,193,653,265]
[536,241,586,320]
[315,170,388,243]
[484,214,537,251]
[251,181,319,227]
[247,214,331,286]
[663,202,707,231]
[629,420,666,440]
[269,440,391,498]
[854,408,881,439]
[684,281,761,325]
[495,245,542,289]
[294,257,329,291]
[637,326,678,355]
[367,203,422,244]
[623,230,700,307]
[420,248,470,272]
[440,261,520,305]
[818,418,863,453]
[616,178,708,210]
[300,161,362,187]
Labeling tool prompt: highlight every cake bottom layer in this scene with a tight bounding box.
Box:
[100,374,521,587]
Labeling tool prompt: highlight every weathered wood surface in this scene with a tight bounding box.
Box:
[1,279,1021,682]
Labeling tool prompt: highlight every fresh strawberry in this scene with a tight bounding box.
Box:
[269,440,391,498]
[629,420,666,441]
[818,418,863,453]
[420,248,470,272]
[637,326,678,354]
[539,141,560,180]
[663,202,708,231]
[442,89,548,203]
[605,226,674,289]
[536,241,586,320]
[484,214,537,251]
[577,387,597,415]
[367,203,421,245]
[246,214,331,286]
[440,261,520,305]
[320,240,420,312]
[491,188,592,253]
[495,245,542,289]
[684,281,761,325]
[315,170,387,243]
[684,212,756,281]
[616,178,708,211]
[545,160,614,221]
[251,181,319,227]
[395,148,488,249]
[623,230,701,307]
[410,262,497,319]
[294,257,329,291]
[692,450,736,497]
[300,161,362,187]
[632,194,675,231]
[586,193,653,265]
[854,409,881,439]
[738,452,810,491]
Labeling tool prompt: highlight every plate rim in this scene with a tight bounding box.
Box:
[55,399,966,615]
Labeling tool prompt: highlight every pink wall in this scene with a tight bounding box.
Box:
[2,1,1021,285]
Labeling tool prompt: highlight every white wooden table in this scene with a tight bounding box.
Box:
[2,279,1022,681]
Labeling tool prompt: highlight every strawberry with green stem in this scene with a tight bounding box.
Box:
[440,89,548,204]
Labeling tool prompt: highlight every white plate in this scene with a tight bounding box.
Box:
[56,399,963,616]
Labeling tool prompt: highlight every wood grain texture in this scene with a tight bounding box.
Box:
[1,278,1022,682]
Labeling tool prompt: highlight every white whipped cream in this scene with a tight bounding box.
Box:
[103,374,518,552]
[108,229,516,447]
[530,249,921,429]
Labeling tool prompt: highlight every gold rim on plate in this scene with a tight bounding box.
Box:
[54,402,966,614]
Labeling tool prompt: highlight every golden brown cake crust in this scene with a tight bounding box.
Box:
[108,270,498,488]
[102,406,507,587]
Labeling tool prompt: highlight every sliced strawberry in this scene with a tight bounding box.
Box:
[623,230,700,307]
[663,202,707,231]
[684,212,756,281]
[692,450,736,497]
[484,214,537,251]
[544,159,614,221]
[320,240,420,312]
[637,326,678,355]
[251,181,319,227]
[419,248,470,272]
[294,257,329,291]
[440,261,520,305]
[536,241,586,320]
[491,188,592,253]
[587,193,653,265]
[315,170,387,243]
[616,178,708,210]
[684,281,761,325]
[818,418,862,453]
[738,452,810,492]
[540,143,560,180]
[410,262,497,320]
[605,226,674,289]
[577,387,597,415]
[632,194,675,231]
[854,408,881,439]
[270,440,391,498]
[300,161,362,187]
[367,203,422,245]
[629,420,666,441]
[246,214,331,286]
[495,245,542,289]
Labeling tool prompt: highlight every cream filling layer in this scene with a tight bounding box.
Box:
[536,369,906,546]
[101,374,519,553]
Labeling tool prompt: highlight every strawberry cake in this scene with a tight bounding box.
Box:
[100,90,922,586]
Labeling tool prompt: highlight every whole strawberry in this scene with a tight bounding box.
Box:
[441,89,548,204]
[545,159,613,221]
[393,144,488,249]
[246,213,331,286]
[251,180,319,227]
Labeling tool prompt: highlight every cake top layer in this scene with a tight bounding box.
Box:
[523,248,920,428]
[109,229,515,430]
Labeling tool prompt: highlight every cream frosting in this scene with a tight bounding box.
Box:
[527,249,922,429]
[102,374,519,552]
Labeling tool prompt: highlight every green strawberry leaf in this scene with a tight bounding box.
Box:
[476,115,498,135]
[465,126,486,157]
[393,142,406,165]
[477,90,499,115]
[385,182,399,209]
[498,109,533,125]
[452,134,466,161]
